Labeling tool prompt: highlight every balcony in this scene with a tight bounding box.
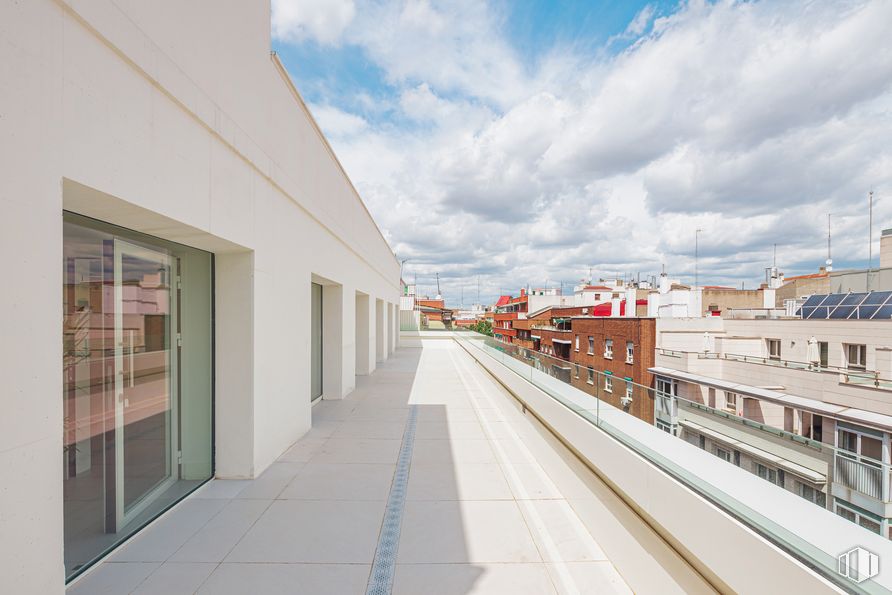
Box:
[67,336,891,594]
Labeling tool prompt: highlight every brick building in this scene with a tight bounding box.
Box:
[569,317,657,424]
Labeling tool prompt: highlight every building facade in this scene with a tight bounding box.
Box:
[570,317,657,424]
[653,313,892,538]
[2,2,400,591]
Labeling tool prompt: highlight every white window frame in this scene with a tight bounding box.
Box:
[766,338,781,360]
[715,447,731,462]
[626,341,634,364]
[604,338,613,359]
[625,383,633,400]
[575,335,579,352]
[586,368,594,385]
[725,391,738,413]
[604,376,613,393]
[587,336,594,355]
[845,343,867,370]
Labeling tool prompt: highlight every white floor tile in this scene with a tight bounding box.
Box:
[225,500,385,563]
[131,562,217,595]
[398,500,541,563]
[407,463,512,501]
[411,439,497,465]
[280,463,395,501]
[197,563,371,595]
[393,563,557,595]
[168,499,271,562]
[68,562,159,595]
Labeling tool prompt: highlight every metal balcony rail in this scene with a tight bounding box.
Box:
[656,348,892,389]
[835,453,887,501]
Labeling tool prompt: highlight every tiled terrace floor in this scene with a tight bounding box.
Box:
[68,339,703,594]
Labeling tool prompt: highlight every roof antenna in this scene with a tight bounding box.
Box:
[868,190,874,292]
[436,272,440,297]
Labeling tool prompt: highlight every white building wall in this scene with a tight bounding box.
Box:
[0,1,400,591]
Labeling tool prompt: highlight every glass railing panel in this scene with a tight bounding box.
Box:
[455,331,892,593]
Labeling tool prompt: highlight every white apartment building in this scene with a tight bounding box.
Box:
[652,311,892,538]
[1,2,400,591]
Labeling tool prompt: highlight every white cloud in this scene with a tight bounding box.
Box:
[307,104,369,138]
[277,0,892,305]
[272,0,356,45]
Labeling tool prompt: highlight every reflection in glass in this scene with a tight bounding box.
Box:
[62,213,212,580]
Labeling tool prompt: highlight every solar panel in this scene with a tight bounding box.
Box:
[801,294,827,308]
[858,305,880,319]
[864,291,892,305]
[873,305,892,320]
[799,306,815,319]
[807,306,829,319]
[841,293,868,306]
[822,293,846,307]
[830,305,856,319]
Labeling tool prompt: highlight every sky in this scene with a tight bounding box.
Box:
[271,0,892,307]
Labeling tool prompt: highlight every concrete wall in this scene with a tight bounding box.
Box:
[0,1,399,591]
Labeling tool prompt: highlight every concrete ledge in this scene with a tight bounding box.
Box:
[457,340,855,594]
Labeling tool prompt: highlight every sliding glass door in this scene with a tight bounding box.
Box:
[63,213,212,580]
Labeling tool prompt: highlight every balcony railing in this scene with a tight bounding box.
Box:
[835,453,888,501]
[455,332,892,593]
[656,349,892,390]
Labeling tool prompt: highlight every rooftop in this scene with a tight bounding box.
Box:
[69,341,700,594]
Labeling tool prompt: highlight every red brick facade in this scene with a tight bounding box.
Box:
[568,317,656,424]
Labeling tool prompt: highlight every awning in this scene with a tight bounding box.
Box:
[679,420,826,485]
[650,366,892,433]
[553,339,572,344]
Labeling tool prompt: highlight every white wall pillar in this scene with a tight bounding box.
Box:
[356,292,375,375]
[389,303,397,354]
[376,298,386,362]
[215,251,255,479]
[321,282,350,399]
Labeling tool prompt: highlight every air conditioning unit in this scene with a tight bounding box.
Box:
[621,395,633,408]
[582,308,588,314]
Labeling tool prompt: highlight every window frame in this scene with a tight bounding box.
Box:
[604,338,613,359]
[625,340,634,364]
[766,338,781,360]
[845,343,867,370]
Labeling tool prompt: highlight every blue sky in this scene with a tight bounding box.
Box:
[270,0,892,306]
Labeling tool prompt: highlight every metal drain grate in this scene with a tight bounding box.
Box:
[366,405,418,595]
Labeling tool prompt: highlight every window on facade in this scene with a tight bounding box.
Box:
[626,341,634,363]
[656,377,677,397]
[574,364,579,379]
[836,501,882,535]
[733,450,741,467]
[754,462,783,486]
[604,376,613,392]
[587,336,594,355]
[62,213,213,580]
[698,435,706,450]
[575,335,580,351]
[586,368,594,385]
[799,483,827,507]
[625,383,633,401]
[725,391,738,413]
[656,419,674,434]
[818,341,829,368]
[604,338,613,358]
[766,338,781,360]
[715,447,731,462]
[845,343,867,370]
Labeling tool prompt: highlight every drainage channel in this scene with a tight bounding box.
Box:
[365,404,418,595]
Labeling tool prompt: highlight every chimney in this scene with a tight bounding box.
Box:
[881,229,892,269]
[610,298,621,317]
